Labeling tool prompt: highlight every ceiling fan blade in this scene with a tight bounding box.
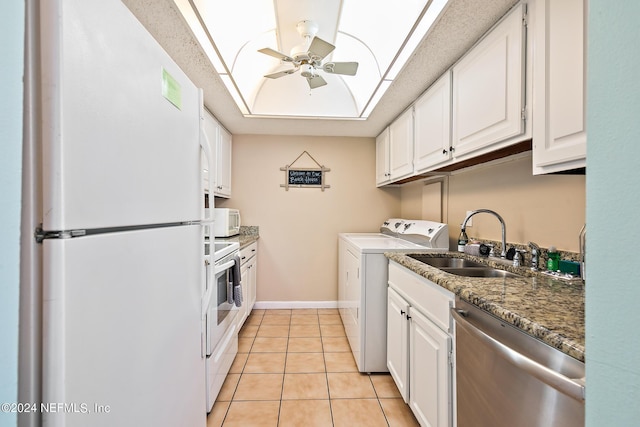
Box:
[307,75,327,89]
[258,47,294,62]
[308,36,335,61]
[264,68,298,79]
[322,62,359,76]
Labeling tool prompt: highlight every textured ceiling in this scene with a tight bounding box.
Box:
[123,0,518,137]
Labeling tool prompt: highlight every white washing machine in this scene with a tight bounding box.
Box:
[338,219,449,372]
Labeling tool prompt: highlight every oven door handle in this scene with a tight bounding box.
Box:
[201,258,214,359]
[215,259,236,274]
[202,259,215,319]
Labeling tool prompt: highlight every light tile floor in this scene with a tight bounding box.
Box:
[207,308,419,427]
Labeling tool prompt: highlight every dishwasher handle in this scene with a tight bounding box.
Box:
[451,308,585,402]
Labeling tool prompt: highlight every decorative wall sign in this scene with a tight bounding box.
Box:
[280,151,331,191]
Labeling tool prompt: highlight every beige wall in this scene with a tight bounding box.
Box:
[217,135,400,303]
[401,153,586,252]
[223,138,584,304]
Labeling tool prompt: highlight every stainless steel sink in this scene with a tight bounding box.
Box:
[407,254,522,278]
[441,267,522,279]
[408,255,486,268]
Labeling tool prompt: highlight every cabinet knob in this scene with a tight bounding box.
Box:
[406,315,412,320]
[449,146,454,152]
[442,149,447,155]
[400,310,406,315]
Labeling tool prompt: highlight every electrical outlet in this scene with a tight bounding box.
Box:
[466,211,473,227]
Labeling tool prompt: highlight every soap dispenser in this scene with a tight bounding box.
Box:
[547,246,560,271]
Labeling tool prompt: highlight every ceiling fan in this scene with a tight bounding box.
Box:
[258,20,359,89]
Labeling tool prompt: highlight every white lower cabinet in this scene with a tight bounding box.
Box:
[238,242,257,328]
[387,261,454,427]
[409,307,452,427]
[387,287,410,401]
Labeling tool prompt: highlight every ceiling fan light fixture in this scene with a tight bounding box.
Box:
[300,63,316,78]
[258,20,358,90]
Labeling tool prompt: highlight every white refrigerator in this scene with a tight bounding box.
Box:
[27,0,210,425]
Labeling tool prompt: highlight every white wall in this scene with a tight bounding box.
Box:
[586,1,640,425]
[0,2,24,426]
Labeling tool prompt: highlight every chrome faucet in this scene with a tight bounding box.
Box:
[528,241,541,271]
[460,209,507,258]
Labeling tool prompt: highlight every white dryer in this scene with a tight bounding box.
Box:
[338,219,449,372]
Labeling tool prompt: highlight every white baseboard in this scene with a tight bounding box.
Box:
[253,300,338,310]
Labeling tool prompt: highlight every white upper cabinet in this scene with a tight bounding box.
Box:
[215,126,232,198]
[389,107,415,181]
[414,72,452,173]
[376,128,391,186]
[201,110,218,195]
[202,110,232,198]
[532,0,587,174]
[452,4,527,158]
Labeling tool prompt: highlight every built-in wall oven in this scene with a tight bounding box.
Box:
[203,240,240,412]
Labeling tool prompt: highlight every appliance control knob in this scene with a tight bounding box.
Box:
[428,228,434,233]
[394,222,402,229]
[404,223,411,230]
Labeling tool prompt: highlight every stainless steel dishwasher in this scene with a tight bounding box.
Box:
[452,299,585,427]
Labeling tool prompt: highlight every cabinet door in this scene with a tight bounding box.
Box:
[452,4,525,158]
[414,72,452,173]
[532,0,587,174]
[375,128,391,186]
[202,110,220,194]
[409,307,452,427]
[387,287,410,402]
[215,126,232,198]
[389,108,414,180]
[248,255,257,311]
[238,262,249,328]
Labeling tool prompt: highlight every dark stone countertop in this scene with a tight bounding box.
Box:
[385,251,585,362]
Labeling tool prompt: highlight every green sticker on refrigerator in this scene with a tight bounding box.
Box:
[161,68,182,110]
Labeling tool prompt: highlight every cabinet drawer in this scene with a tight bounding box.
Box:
[239,242,257,265]
[388,261,454,333]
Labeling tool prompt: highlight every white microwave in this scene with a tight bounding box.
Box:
[213,208,241,237]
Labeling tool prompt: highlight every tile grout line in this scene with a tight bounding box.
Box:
[216,309,365,426]
[274,314,292,427]
[319,320,337,426]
